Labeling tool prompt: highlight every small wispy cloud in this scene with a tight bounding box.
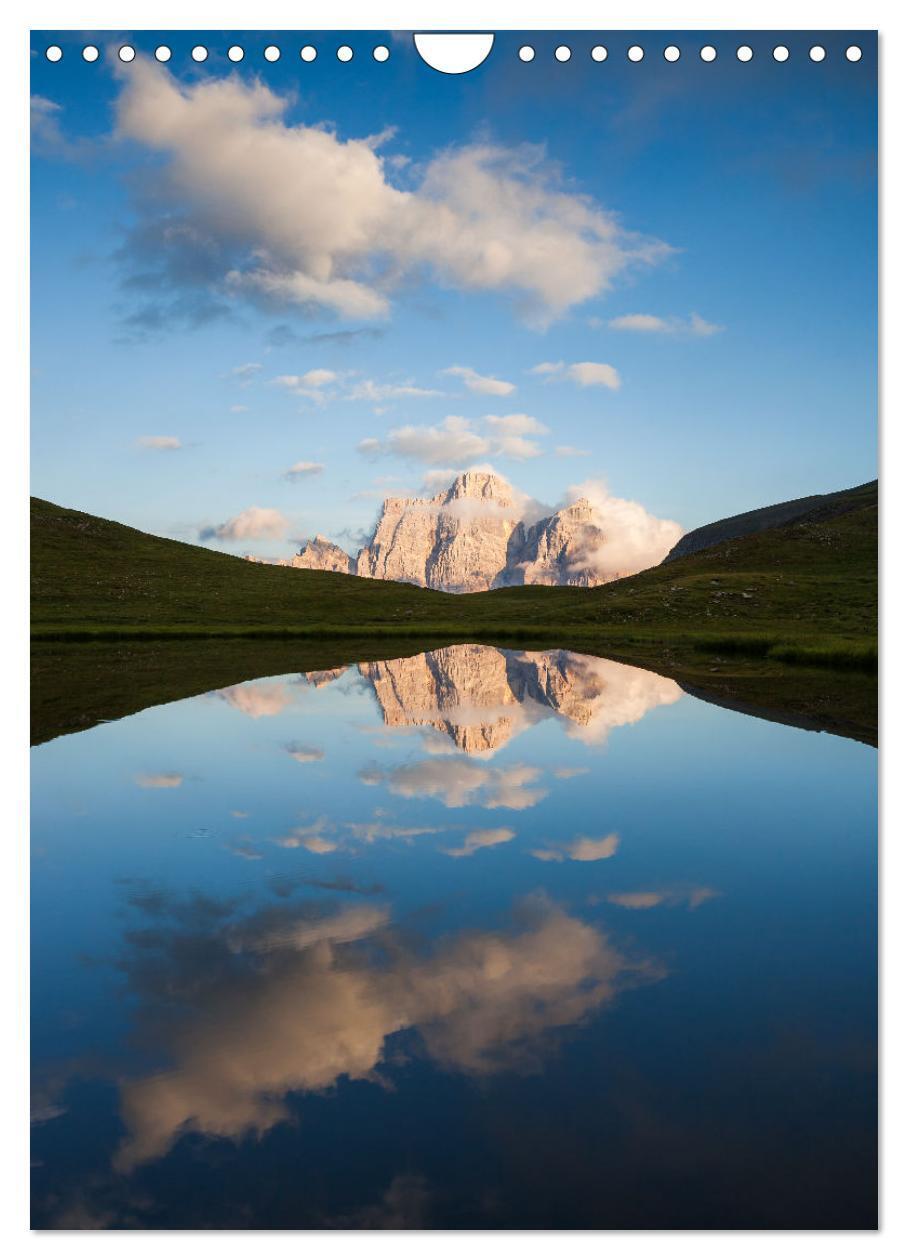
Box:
[555,445,591,458]
[270,369,339,405]
[230,361,262,384]
[199,507,289,542]
[441,827,516,859]
[284,460,325,481]
[135,773,183,790]
[531,833,620,863]
[531,361,621,389]
[345,379,443,403]
[285,743,325,763]
[442,365,516,397]
[605,886,720,910]
[608,312,722,337]
[136,435,182,451]
[270,370,440,408]
[358,413,548,466]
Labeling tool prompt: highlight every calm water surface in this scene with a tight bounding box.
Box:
[31,645,877,1229]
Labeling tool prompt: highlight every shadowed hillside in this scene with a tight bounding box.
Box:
[663,480,877,563]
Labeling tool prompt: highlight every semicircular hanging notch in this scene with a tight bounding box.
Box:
[413,33,495,75]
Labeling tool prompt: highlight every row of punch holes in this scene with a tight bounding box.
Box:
[45,41,865,65]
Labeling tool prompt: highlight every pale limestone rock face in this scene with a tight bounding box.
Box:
[513,499,611,588]
[358,645,682,754]
[290,535,354,575]
[355,471,521,593]
[361,644,519,754]
[425,473,521,594]
[355,496,439,586]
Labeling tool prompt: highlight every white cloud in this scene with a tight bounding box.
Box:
[555,445,591,457]
[605,887,720,910]
[216,681,295,718]
[270,369,339,404]
[563,479,683,578]
[113,897,658,1170]
[361,414,548,466]
[135,773,182,789]
[608,312,722,337]
[136,435,182,450]
[285,743,324,763]
[484,413,548,460]
[113,61,671,326]
[372,416,492,466]
[442,366,516,396]
[230,361,262,383]
[442,827,516,859]
[200,506,289,542]
[271,371,440,407]
[532,361,621,389]
[531,833,620,864]
[347,820,444,844]
[379,758,547,810]
[285,460,325,480]
[345,379,443,403]
[274,817,336,852]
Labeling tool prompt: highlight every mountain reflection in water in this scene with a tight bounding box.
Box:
[31,643,877,1229]
[357,645,682,754]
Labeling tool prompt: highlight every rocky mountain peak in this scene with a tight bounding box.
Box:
[442,470,516,507]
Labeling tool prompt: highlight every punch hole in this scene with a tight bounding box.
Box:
[82,45,99,63]
[591,46,608,62]
[155,45,172,63]
[518,46,535,62]
[337,46,354,62]
[554,45,571,63]
[737,46,754,62]
[773,46,790,62]
[664,46,681,63]
[228,46,244,63]
[264,46,281,62]
[413,33,494,74]
[191,46,208,63]
[627,45,644,63]
[300,46,317,63]
[373,46,390,62]
[809,46,826,62]
[45,46,62,62]
[118,46,136,63]
[700,45,717,62]
[846,45,862,62]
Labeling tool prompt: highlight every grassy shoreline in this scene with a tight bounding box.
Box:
[31,622,877,672]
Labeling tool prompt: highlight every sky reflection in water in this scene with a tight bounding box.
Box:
[31,646,877,1229]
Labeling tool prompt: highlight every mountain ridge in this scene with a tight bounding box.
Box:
[280,471,619,592]
[663,480,876,564]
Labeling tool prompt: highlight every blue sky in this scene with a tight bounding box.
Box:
[30,30,877,557]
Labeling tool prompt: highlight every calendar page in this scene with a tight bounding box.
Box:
[30,31,877,1231]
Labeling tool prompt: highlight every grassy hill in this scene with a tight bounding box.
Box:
[663,479,876,562]
[30,487,877,746]
[31,488,877,661]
